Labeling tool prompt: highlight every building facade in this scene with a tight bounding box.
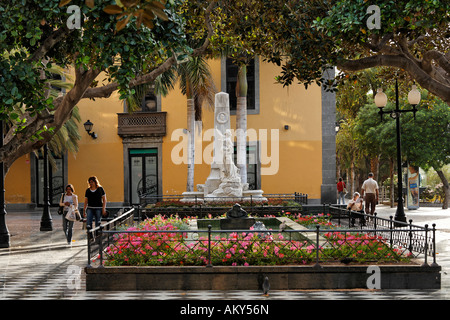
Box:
[5,58,336,209]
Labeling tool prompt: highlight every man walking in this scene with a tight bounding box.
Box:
[336,177,346,205]
[361,172,379,217]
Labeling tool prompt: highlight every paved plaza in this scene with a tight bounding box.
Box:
[1,204,449,302]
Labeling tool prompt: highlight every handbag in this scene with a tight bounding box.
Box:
[66,205,81,222]
[57,193,64,215]
[343,187,348,194]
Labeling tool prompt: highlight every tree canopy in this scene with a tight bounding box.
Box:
[0,0,210,170]
[1,0,448,172]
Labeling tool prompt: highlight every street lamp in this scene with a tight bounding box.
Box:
[40,144,53,231]
[0,120,10,248]
[83,120,97,139]
[374,79,421,225]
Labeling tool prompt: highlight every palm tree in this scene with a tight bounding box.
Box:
[235,61,249,185]
[3,64,81,173]
[155,55,217,191]
[37,65,81,171]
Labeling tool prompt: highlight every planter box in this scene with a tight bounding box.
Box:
[85,264,441,291]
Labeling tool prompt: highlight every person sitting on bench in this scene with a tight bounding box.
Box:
[347,192,366,227]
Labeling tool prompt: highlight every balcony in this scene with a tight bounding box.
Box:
[117,112,167,137]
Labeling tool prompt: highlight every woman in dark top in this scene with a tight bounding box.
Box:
[83,176,107,230]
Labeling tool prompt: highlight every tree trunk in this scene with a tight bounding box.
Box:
[236,64,248,184]
[350,161,355,195]
[370,155,380,181]
[345,168,349,193]
[186,98,195,192]
[2,67,101,173]
[436,169,449,210]
[337,54,450,107]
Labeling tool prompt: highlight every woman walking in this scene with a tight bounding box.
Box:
[60,184,78,245]
[83,176,107,230]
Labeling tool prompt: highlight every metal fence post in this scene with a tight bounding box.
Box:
[422,224,429,267]
[314,225,321,268]
[207,224,212,267]
[87,230,92,268]
[373,212,377,238]
[389,216,394,248]
[431,223,438,267]
[408,219,413,254]
[98,225,104,268]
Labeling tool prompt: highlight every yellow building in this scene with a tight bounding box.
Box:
[5,58,336,209]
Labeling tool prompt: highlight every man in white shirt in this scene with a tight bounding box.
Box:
[361,172,379,217]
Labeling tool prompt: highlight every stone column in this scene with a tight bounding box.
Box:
[204,92,232,195]
[321,67,337,204]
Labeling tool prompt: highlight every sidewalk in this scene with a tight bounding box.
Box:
[0,205,449,300]
[0,208,87,255]
[1,204,449,251]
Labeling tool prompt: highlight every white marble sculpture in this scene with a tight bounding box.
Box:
[182,92,266,203]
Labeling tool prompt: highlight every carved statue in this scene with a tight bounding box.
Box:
[218,130,240,181]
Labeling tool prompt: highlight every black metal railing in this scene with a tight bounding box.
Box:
[138,193,307,219]
[79,206,136,222]
[87,207,135,267]
[327,205,437,260]
[86,205,438,268]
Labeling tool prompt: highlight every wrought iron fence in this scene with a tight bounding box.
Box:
[87,207,135,266]
[86,205,438,268]
[327,205,437,260]
[138,193,307,219]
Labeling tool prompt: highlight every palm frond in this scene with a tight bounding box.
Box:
[154,65,178,97]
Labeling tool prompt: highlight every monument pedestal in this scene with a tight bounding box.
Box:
[220,217,255,230]
[243,190,268,202]
[180,191,204,204]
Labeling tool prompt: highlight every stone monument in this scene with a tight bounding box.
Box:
[182,92,267,203]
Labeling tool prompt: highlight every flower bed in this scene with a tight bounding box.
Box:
[151,198,301,208]
[289,212,335,229]
[102,214,412,267]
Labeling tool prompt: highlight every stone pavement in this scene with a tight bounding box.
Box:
[0,205,449,301]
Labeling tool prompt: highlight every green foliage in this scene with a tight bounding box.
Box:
[401,96,450,170]
[317,0,449,39]
[0,0,187,129]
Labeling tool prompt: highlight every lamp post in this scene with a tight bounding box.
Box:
[374,79,421,225]
[0,120,10,248]
[83,120,97,139]
[40,144,53,231]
